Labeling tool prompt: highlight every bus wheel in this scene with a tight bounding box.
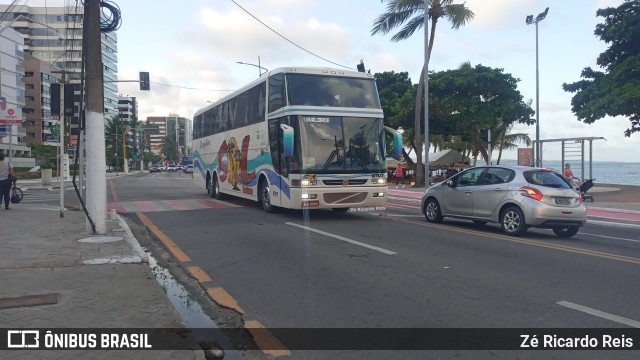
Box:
[210,176,223,200]
[259,179,276,213]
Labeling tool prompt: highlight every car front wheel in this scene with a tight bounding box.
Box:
[500,206,527,236]
[552,226,580,238]
[424,198,443,223]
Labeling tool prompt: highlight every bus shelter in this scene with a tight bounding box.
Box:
[532,136,606,182]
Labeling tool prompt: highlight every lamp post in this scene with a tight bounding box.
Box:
[526,7,549,168]
[122,125,131,175]
[237,56,268,76]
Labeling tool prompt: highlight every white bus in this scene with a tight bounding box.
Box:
[192,66,402,213]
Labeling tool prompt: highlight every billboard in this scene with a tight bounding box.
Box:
[518,148,534,166]
[0,96,23,125]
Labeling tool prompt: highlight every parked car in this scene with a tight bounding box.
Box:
[149,164,162,173]
[184,164,194,174]
[166,164,177,172]
[420,165,586,238]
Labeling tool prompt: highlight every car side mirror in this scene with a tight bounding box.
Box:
[445,180,454,187]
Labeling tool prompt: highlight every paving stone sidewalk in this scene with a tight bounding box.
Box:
[0,205,202,360]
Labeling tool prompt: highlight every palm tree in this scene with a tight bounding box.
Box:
[372,0,474,185]
[493,122,532,165]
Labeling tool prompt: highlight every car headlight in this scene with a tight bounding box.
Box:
[373,178,387,185]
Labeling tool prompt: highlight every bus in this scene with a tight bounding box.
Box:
[192,66,402,213]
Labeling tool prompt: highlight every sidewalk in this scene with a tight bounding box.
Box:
[0,205,203,359]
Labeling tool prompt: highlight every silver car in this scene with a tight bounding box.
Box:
[421,165,586,237]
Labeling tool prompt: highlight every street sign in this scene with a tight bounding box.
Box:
[51,124,60,134]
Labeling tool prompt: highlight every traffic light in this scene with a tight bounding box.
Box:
[357,60,365,72]
[139,72,150,91]
[479,129,489,142]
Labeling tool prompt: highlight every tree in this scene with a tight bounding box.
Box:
[562,0,640,137]
[160,136,177,162]
[372,0,475,185]
[104,115,131,171]
[429,63,534,164]
[375,71,415,160]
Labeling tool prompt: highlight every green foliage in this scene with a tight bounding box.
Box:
[26,139,57,169]
[429,63,534,163]
[562,0,640,136]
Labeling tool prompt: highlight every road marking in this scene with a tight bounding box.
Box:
[581,232,640,244]
[383,215,640,265]
[136,212,191,262]
[557,301,640,328]
[244,320,290,357]
[206,287,244,314]
[187,266,212,283]
[285,222,396,255]
[587,219,640,230]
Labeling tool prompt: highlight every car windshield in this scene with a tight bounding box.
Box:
[523,170,573,189]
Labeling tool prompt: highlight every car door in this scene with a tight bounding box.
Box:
[442,168,485,216]
[472,167,514,218]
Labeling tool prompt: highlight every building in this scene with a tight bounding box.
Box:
[23,53,60,144]
[145,115,192,160]
[0,4,119,146]
[0,25,30,159]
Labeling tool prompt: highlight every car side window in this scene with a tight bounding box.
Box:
[481,168,514,185]
[453,168,485,187]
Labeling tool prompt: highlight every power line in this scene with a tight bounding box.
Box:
[229,0,354,70]
[150,81,234,92]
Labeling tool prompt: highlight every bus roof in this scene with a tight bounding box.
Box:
[194,66,375,117]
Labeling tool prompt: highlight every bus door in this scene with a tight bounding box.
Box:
[268,118,286,207]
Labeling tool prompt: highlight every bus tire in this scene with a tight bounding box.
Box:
[259,179,276,213]
[211,176,223,200]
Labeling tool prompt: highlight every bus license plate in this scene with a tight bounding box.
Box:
[302,200,319,207]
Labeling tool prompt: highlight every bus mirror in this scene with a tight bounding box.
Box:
[384,126,403,158]
[281,124,294,157]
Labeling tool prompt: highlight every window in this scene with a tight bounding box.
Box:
[481,168,514,185]
[454,168,485,187]
[268,74,285,112]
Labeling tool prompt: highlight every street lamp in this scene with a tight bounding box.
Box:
[237,56,268,76]
[526,7,549,167]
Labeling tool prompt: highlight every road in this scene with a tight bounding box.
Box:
[23,172,640,359]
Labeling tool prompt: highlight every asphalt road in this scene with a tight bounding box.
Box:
[22,172,640,359]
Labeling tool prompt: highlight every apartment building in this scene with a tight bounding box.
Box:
[146,115,192,159]
[0,4,119,145]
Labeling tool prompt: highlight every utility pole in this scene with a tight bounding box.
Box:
[84,0,107,234]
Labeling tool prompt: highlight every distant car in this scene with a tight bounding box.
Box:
[166,164,177,172]
[421,165,587,238]
[184,164,194,174]
[149,164,162,173]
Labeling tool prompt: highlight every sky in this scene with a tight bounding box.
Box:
[8,0,640,162]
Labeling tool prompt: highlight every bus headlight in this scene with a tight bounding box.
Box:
[374,178,387,185]
[301,179,317,186]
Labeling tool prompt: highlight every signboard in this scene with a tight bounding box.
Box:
[51,124,60,134]
[518,148,534,166]
[0,96,23,125]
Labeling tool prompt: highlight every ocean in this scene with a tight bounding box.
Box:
[499,160,640,186]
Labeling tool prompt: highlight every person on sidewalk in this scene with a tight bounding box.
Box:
[395,163,405,188]
[0,151,16,210]
[564,163,574,179]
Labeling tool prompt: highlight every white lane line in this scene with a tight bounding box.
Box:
[557,301,640,328]
[580,232,640,244]
[285,222,396,255]
[587,219,640,229]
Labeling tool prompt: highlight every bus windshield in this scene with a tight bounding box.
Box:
[293,116,385,173]
[287,74,380,108]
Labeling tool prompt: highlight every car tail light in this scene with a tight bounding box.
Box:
[519,186,543,201]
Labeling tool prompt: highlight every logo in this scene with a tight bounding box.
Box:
[7,330,40,348]
[199,139,210,150]
[342,179,349,186]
